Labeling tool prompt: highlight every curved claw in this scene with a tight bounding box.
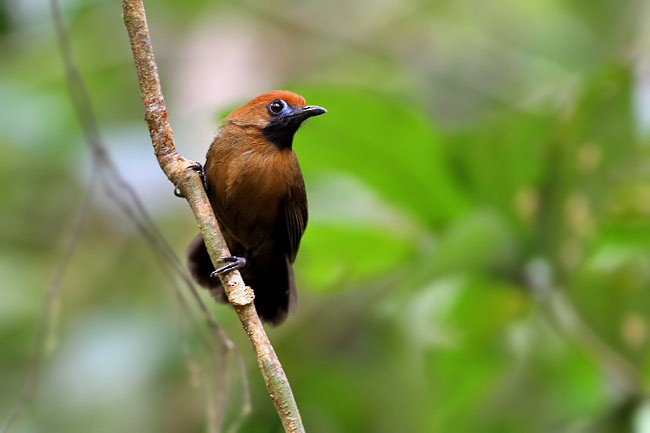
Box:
[174,162,207,198]
[210,255,247,277]
[187,161,207,192]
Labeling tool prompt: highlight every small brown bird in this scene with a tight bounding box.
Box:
[186,90,326,325]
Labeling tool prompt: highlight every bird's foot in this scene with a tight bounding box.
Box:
[210,255,247,277]
[174,161,207,197]
[187,161,208,191]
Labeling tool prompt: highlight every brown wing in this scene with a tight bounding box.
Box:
[284,181,308,264]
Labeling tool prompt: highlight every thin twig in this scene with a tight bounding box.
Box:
[538,287,642,398]
[1,0,248,431]
[0,159,98,433]
[103,178,251,429]
[52,0,250,423]
[526,260,642,399]
[121,1,305,432]
[53,0,243,393]
[52,0,241,376]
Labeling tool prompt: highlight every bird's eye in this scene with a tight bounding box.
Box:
[268,99,286,115]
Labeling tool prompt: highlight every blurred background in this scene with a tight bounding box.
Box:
[2,0,650,432]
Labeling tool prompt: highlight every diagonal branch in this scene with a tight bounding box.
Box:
[121,1,305,432]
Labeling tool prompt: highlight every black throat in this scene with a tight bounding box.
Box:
[262,120,301,150]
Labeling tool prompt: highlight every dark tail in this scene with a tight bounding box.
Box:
[186,234,296,325]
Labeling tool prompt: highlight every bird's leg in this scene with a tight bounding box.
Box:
[174,161,207,197]
[211,256,247,277]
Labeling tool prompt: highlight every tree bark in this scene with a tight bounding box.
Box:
[121,2,305,431]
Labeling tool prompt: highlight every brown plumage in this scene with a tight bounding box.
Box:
[186,90,326,325]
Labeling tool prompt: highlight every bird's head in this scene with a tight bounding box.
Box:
[225,90,327,149]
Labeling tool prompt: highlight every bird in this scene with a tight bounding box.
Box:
[186,90,326,325]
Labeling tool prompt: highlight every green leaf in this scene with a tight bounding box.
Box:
[296,223,416,293]
[294,86,469,225]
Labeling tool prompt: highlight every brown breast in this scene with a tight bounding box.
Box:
[205,126,300,250]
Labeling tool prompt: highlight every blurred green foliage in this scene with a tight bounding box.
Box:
[1,0,650,432]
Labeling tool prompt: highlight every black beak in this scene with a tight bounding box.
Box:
[287,105,327,123]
